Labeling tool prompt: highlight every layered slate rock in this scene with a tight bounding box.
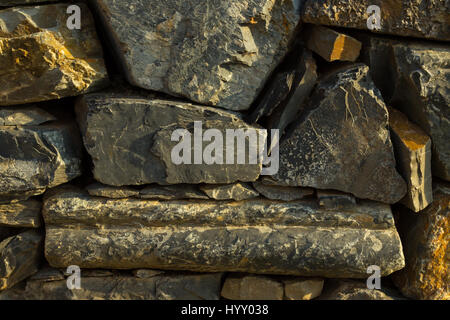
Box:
[253,181,314,201]
[0,4,108,106]
[91,0,300,110]
[43,189,405,278]
[301,0,450,41]
[393,182,449,300]
[199,183,259,201]
[364,38,450,181]
[389,108,433,212]
[305,26,362,62]
[76,92,263,186]
[0,270,223,300]
[0,122,83,202]
[270,64,407,204]
[0,200,41,228]
[0,106,55,126]
[0,230,42,291]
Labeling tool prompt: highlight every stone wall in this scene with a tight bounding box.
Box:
[0,1,448,300]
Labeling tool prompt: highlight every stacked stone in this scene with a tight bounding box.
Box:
[0,0,448,300]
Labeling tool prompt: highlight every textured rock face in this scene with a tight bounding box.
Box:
[221,275,284,300]
[271,64,407,204]
[76,92,263,186]
[302,0,450,41]
[199,183,259,201]
[306,26,362,62]
[0,4,109,106]
[0,271,223,300]
[0,200,41,228]
[393,182,449,300]
[91,0,300,110]
[0,106,55,126]
[389,108,433,212]
[0,122,83,202]
[365,39,450,181]
[43,190,405,278]
[0,230,42,291]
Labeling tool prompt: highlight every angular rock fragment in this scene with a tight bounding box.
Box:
[0,199,41,228]
[139,185,208,200]
[305,26,362,62]
[364,38,450,181]
[283,277,324,300]
[0,270,223,300]
[319,279,404,300]
[253,181,314,201]
[317,190,356,209]
[389,108,433,212]
[393,182,450,300]
[90,0,300,110]
[0,122,83,202]
[221,274,284,300]
[200,183,259,201]
[271,64,407,204]
[76,92,263,186]
[0,230,42,291]
[43,190,405,278]
[0,106,55,126]
[301,0,450,41]
[0,4,109,106]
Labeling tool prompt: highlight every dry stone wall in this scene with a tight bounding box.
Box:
[0,0,448,300]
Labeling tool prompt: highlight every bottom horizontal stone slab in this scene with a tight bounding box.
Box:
[43,190,405,278]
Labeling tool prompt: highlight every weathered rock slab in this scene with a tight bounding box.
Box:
[271,64,406,204]
[0,230,42,291]
[91,0,300,110]
[76,92,263,186]
[200,183,259,201]
[0,4,109,106]
[43,190,405,278]
[0,199,41,228]
[393,182,450,300]
[301,0,450,41]
[0,122,83,202]
[0,106,55,126]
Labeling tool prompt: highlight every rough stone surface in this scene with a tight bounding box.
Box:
[0,199,41,228]
[271,64,407,204]
[221,274,284,300]
[301,0,450,41]
[0,271,223,300]
[389,108,433,212]
[0,106,55,126]
[200,183,259,201]
[317,190,356,209]
[393,182,449,300]
[306,26,362,62]
[91,0,300,110]
[364,38,450,181]
[283,277,324,300]
[43,189,405,278]
[76,92,263,186]
[0,230,42,291]
[0,122,83,203]
[319,279,404,300]
[253,181,314,201]
[86,183,140,199]
[0,4,109,106]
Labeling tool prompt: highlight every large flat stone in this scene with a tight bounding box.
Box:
[43,189,405,278]
[0,230,42,291]
[270,64,407,204]
[363,38,450,181]
[76,92,263,186]
[392,182,449,300]
[0,3,109,106]
[90,0,300,110]
[0,122,83,202]
[301,0,450,41]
